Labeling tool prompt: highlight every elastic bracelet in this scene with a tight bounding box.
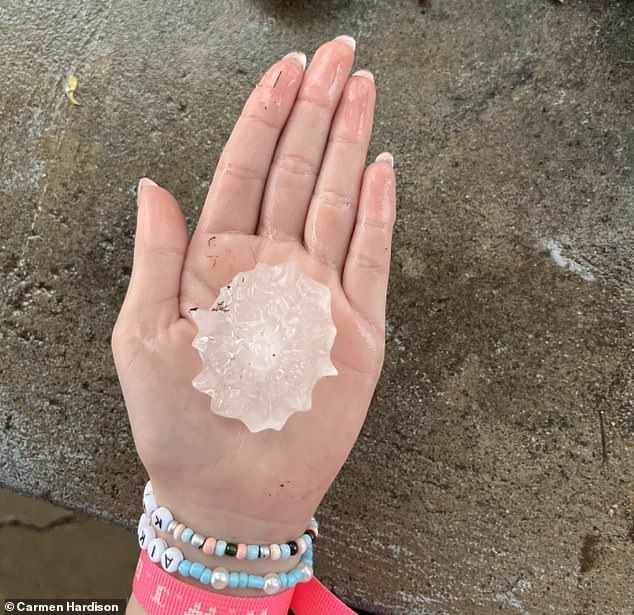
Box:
[141,480,318,560]
[138,526,314,595]
[134,549,295,615]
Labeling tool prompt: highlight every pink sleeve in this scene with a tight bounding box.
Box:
[291,578,357,615]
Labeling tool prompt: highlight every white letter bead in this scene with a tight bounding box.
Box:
[152,507,174,532]
[161,546,184,573]
[143,493,158,516]
[143,481,153,497]
[147,538,168,563]
[138,525,156,550]
[138,513,150,533]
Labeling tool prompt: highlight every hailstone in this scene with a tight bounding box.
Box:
[190,261,338,432]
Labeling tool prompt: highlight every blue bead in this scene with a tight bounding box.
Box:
[215,540,227,557]
[302,533,312,547]
[301,554,313,565]
[190,562,205,580]
[246,544,260,560]
[279,572,288,588]
[200,568,212,585]
[280,543,291,559]
[239,572,249,588]
[178,560,191,576]
[247,574,265,590]
[229,572,239,588]
[181,528,194,543]
[290,570,303,583]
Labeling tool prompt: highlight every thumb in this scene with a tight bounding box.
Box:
[121,178,189,331]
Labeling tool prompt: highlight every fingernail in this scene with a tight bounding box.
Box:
[139,177,158,190]
[137,177,158,205]
[283,51,307,71]
[376,152,394,167]
[335,35,356,51]
[352,69,374,83]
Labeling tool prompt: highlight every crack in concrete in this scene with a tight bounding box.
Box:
[0,513,80,532]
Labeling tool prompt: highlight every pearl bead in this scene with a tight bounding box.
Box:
[259,545,271,559]
[297,562,313,582]
[161,546,184,573]
[143,481,153,497]
[147,538,167,563]
[211,567,229,590]
[151,507,173,532]
[263,573,281,595]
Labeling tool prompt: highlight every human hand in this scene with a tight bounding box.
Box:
[112,36,395,549]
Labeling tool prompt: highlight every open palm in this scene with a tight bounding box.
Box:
[112,37,395,544]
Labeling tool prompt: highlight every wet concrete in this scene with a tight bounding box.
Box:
[0,0,632,613]
[0,488,137,599]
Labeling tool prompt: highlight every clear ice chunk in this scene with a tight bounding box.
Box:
[191,261,338,432]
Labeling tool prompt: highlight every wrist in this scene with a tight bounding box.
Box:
[152,481,314,544]
[142,481,316,598]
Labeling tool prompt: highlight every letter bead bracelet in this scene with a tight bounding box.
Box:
[141,481,318,560]
[138,481,316,595]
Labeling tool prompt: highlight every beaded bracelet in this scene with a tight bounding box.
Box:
[139,532,314,595]
[141,480,318,560]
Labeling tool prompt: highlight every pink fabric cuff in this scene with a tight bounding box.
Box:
[292,576,356,615]
[133,550,295,615]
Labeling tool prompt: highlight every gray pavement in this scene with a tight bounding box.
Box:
[1,1,632,613]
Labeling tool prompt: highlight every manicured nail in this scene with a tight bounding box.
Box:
[138,177,158,191]
[335,35,356,51]
[352,69,374,83]
[376,152,394,167]
[283,51,307,70]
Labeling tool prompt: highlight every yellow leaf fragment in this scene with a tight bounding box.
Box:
[65,74,80,106]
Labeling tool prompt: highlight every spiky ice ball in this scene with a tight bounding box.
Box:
[190,260,338,432]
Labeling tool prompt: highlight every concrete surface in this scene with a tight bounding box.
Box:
[0,488,370,613]
[0,0,632,613]
[0,488,138,599]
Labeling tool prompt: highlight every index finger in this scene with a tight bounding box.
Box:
[193,52,306,238]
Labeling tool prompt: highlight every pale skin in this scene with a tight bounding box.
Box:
[112,35,396,612]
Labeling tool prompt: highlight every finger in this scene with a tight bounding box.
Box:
[257,36,356,241]
[119,178,189,331]
[195,53,306,237]
[342,154,396,329]
[304,70,376,271]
